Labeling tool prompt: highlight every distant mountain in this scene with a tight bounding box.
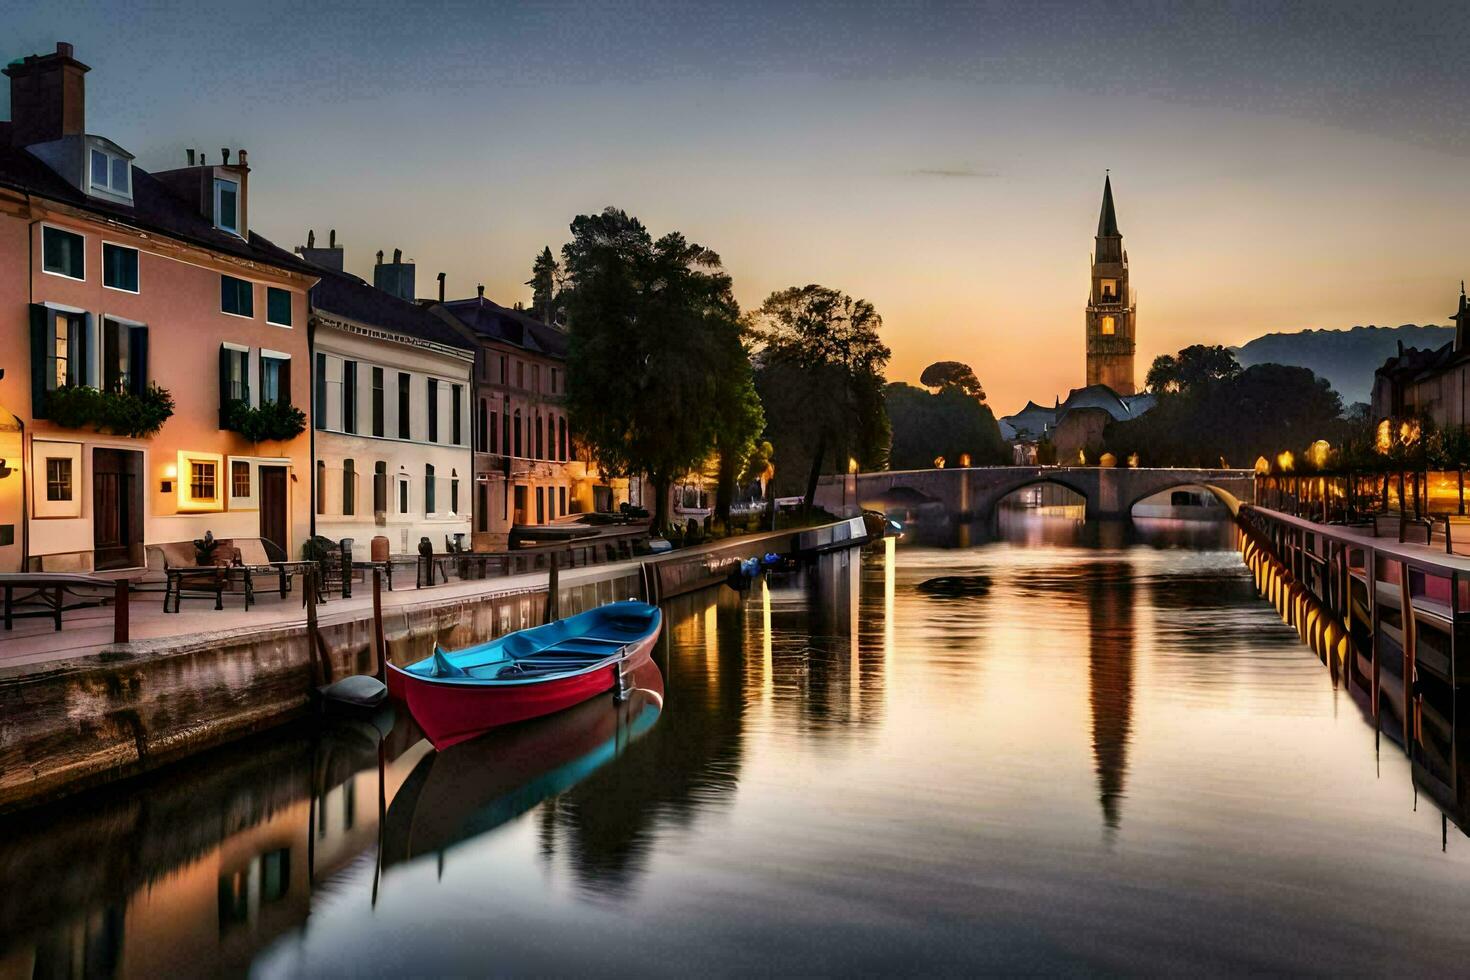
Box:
[1232,324,1454,405]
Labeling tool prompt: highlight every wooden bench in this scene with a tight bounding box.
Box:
[0,573,130,640]
[152,541,248,613]
[236,537,314,600]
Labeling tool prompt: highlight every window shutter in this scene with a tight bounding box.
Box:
[314,353,326,427]
[218,345,231,428]
[29,304,48,418]
[278,358,292,408]
[128,326,149,397]
[68,313,89,387]
[102,318,121,392]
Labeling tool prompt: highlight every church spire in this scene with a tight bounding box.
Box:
[1097,173,1120,237]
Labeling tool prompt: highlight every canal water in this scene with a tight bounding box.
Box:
[6,512,1470,975]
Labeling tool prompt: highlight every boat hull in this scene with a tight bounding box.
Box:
[389,629,658,749]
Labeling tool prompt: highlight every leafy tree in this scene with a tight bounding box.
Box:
[560,207,750,531]
[752,285,891,510]
[919,361,985,401]
[710,327,765,526]
[526,246,565,326]
[1106,360,1343,467]
[1145,344,1242,394]
[886,382,1009,470]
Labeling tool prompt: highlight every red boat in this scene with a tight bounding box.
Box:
[386,600,663,749]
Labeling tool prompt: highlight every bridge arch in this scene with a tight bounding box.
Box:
[1123,479,1243,519]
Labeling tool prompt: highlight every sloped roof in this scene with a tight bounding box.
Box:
[0,129,316,276]
[1097,174,1120,237]
[438,295,567,358]
[310,268,474,352]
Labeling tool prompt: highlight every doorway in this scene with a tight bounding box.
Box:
[93,448,143,570]
[258,465,289,557]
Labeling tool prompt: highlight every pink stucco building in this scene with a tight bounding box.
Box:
[0,44,317,572]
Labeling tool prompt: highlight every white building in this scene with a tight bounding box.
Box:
[301,239,475,555]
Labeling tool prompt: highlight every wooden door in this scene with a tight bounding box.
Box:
[258,465,289,557]
[93,448,143,570]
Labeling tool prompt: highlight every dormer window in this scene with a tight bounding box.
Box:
[90,147,130,196]
[214,177,240,236]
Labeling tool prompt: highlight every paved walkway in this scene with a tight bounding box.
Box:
[0,564,579,671]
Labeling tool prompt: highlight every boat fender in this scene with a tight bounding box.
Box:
[431,649,468,678]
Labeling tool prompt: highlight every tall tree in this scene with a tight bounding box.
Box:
[526,246,564,326]
[710,327,765,526]
[886,381,1009,469]
[753,284,891,511]
[919,361,986,401]
[560,207,751,530]
[1145,344,1241,394]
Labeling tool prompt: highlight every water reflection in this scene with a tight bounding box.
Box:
[13,518,1470,973]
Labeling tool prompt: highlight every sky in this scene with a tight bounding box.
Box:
[10,0,1470,414]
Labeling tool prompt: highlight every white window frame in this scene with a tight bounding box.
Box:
[260,349,291,407]
[33,440,83,519]
[227,456,258,510]
[214,176,241,236]
[265,286,293,328]
[394,473,412,519]
[40,222,85,282]
[178,450,224,512]
[89,146,132,196]
[220,274,255,320]
[101,240,141,294]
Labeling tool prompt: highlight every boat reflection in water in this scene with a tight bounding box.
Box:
[381,659,665,870]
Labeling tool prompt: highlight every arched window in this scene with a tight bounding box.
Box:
[513,409,522,457]
[342,458,355,516]
[1101,315,1116,336]
[535,413,544,459]
[315,460,326,515]
[558,417,567,461]
[425,463,436,515]
[374,461,387,517]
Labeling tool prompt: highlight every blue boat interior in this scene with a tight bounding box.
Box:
[405,601,661,682]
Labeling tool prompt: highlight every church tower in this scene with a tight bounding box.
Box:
[1085,175,1137,394]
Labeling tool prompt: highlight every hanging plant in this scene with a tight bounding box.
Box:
[224,399,307,443]
[45,384,174,438]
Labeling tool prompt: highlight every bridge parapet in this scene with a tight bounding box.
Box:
[817,466,1253,522]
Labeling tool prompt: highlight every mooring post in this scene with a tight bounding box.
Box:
[544,550,560,623]
[113,579,129,644]
[373,567,386,681]
[306,565,324,688]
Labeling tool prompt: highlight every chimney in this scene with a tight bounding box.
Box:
[373,248,416,302]
[238,149,248,167]
[186,148,195,166]
[376,250,384,266]
[437,272,446,303]
[221,147,230,164]
[295,227,345,273]
[477,284,485,299]
[3,42,90,147]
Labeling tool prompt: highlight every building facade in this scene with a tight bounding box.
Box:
[435,290,633,549]
[1085,175,1137,395]
[0,44,316,573]
[300,239,475,555]
[1370,286,1470,430]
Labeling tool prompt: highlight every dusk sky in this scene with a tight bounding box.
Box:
[11,0,1470,413]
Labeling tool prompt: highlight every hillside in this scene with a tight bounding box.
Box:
[1232,324,1454,405]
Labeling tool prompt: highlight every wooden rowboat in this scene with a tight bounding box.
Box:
[386,600,663,749]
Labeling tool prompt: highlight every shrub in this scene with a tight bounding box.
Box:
[224,399,307,443]
[46,384,174,438]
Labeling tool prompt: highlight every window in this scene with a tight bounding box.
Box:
[214,177,240,235]
[374,461,387,515]
[190,461,217,501]
[314,353,327,430]
[103,243,139,292]
[1101,315,1116,336]
[559,486,567,517]
[221,275,254,317]
[90,147,131,196]
[221,346,249,415]
[30,307,92,409]
[260,355,289,405]
[532,365,541,393]
[490,409,499,454]
[102,317,148,395]
[46,457,73,501]
[34,441,83,518]
[266,287,292,327]
[397,475,410,515]
[499,356,507,385]
[372,367,385,437]
[558,417,568,461]
[42,226,84,280]
[425,463,436,515]
[398,373,411,439]
[516,361,524,389]
[450,475,460,515]
[501,397,510,453]
[427,379,439,442]
[342,360,357,434]
[342,459,356,516]
[452,385,463,445]
[477,398,488,452]
[1100,278,1117,299]
[513,409,522,456]
[231,460,251,498]
[551,368,559,394]
[536,486,545,523]
[535,413,543,459]
[316,461,327,515]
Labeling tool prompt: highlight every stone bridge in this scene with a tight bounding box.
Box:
[815,466,1254,522]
